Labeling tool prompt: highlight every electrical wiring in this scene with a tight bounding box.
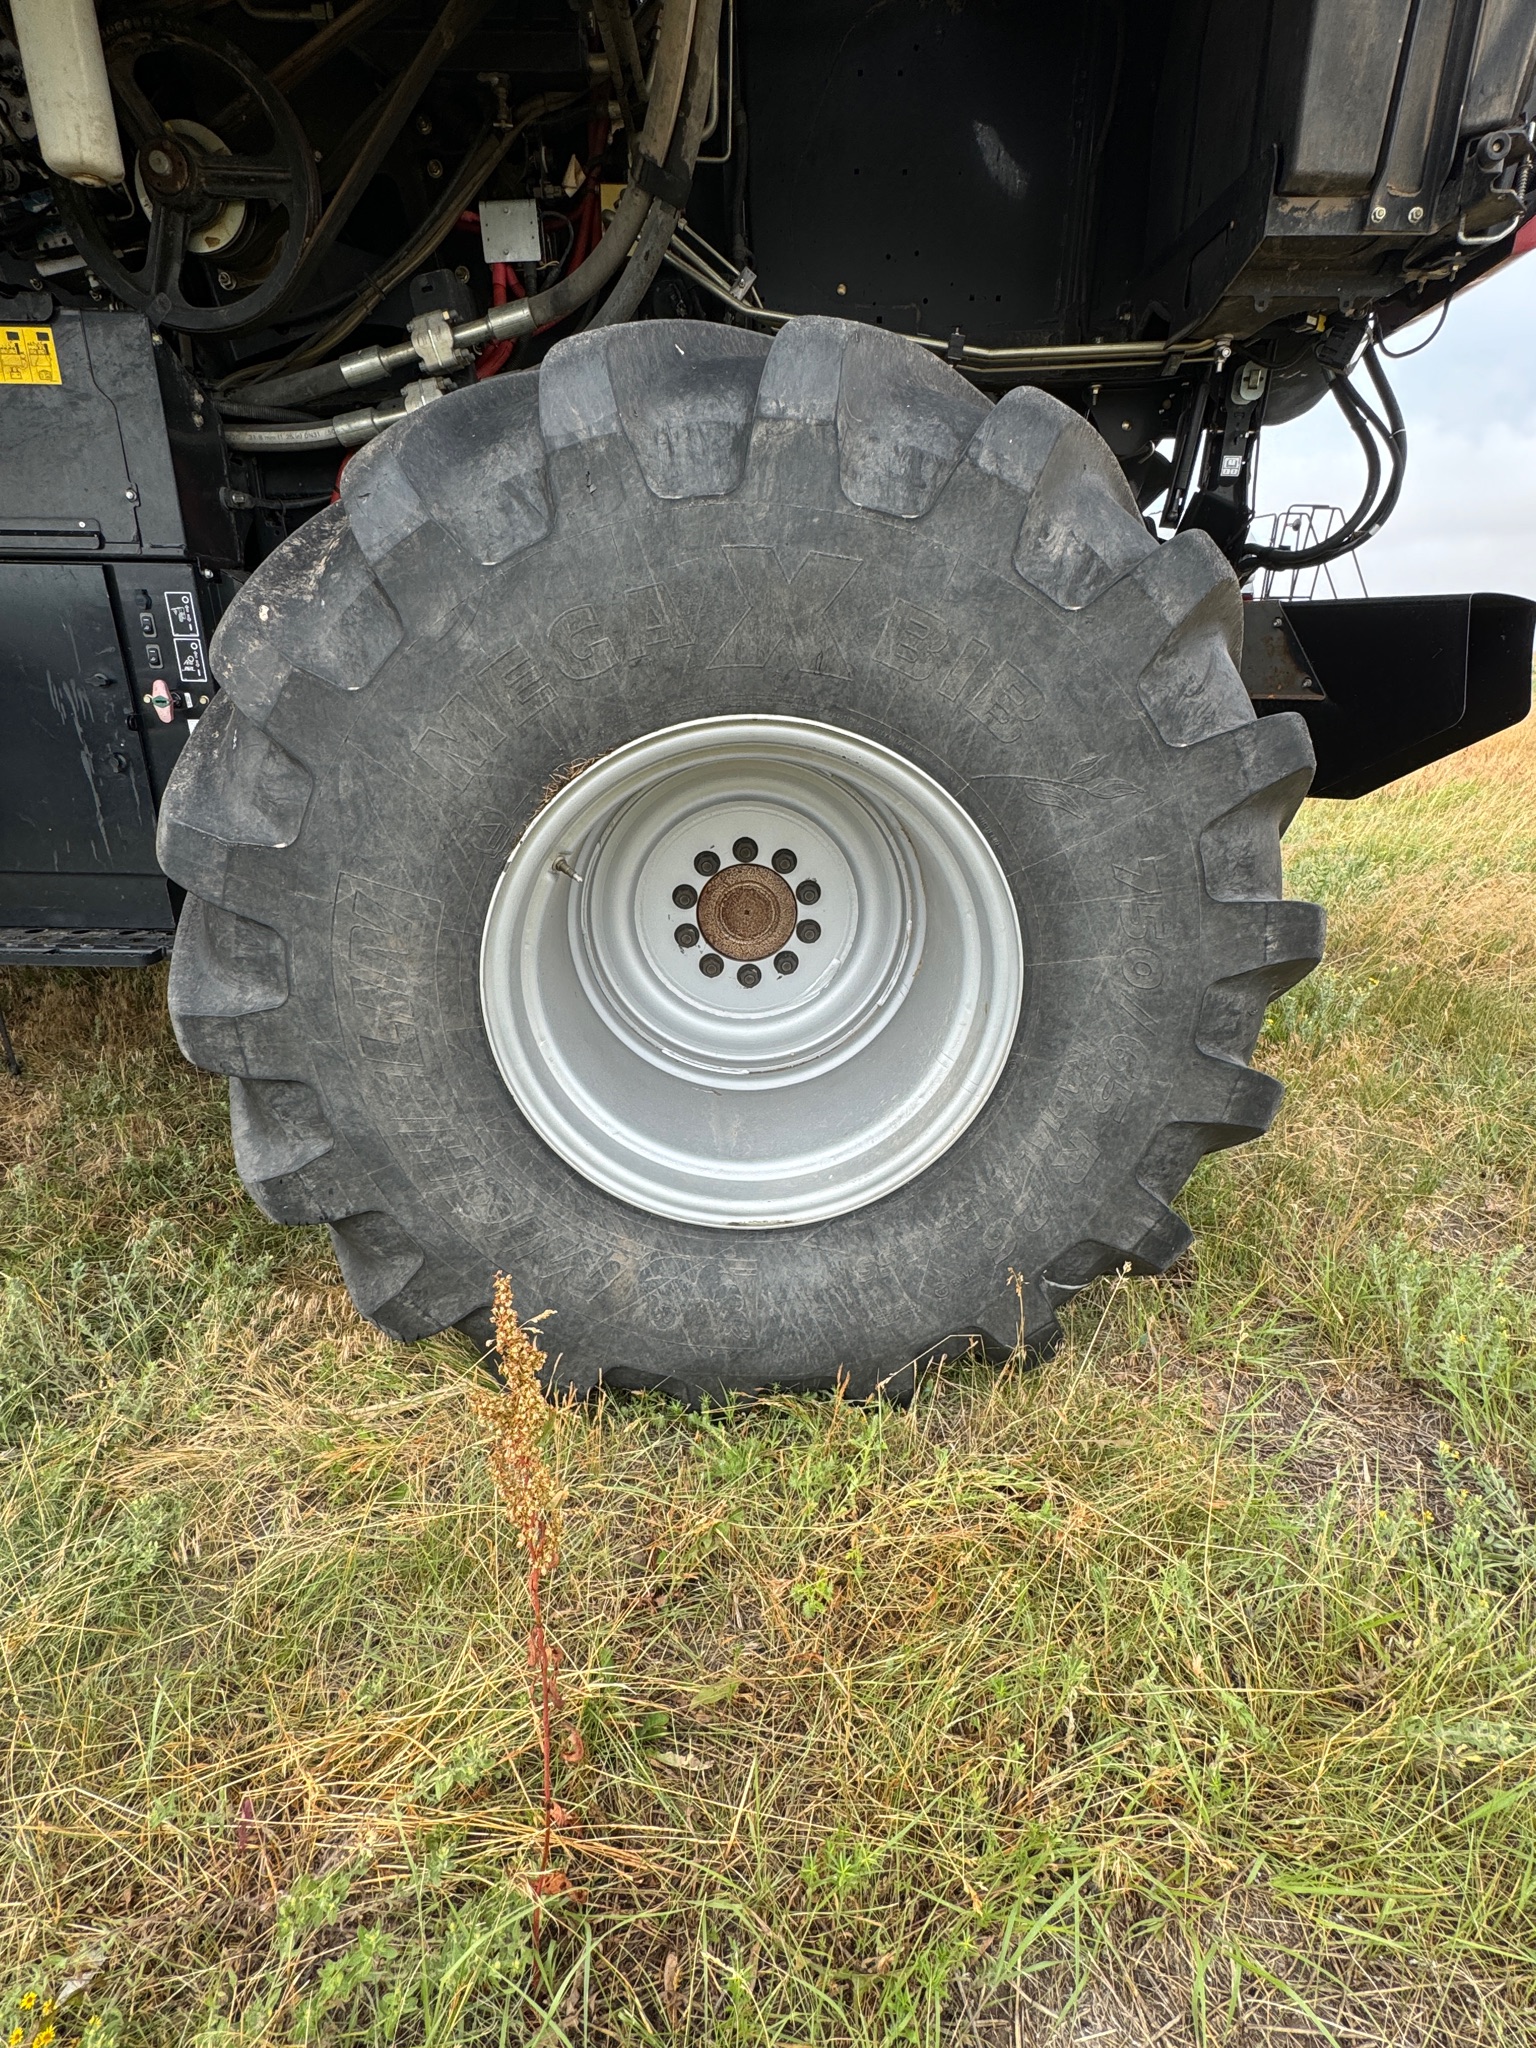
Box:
[1377,296,1450,358]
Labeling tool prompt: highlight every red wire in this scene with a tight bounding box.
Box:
[476,257,527,379]
[463,118,612,383]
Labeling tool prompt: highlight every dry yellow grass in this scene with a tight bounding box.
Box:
[2,715,1535,2045]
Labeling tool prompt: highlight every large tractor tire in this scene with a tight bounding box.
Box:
[158,316,1322,1402]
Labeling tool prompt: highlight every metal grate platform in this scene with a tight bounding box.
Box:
[0,927,173,968]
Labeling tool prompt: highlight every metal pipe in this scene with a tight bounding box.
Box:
[661,240,1221,370]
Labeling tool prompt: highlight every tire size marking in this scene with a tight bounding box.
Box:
[1111,858,1167,1021]
[876,599,1044,743]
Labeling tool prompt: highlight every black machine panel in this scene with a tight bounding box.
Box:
[738,0,1112,345]
[1243,592,1536,799]
[0,562,212,929]
[0,308,229,944]
[0,308,238,563]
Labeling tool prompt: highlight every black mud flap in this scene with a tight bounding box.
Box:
[1241,593,1535,798]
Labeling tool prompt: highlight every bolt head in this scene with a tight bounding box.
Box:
[1371,204,1387,222]
[1408,205,1424,224]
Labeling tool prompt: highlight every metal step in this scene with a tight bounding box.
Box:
[0,926,173,968]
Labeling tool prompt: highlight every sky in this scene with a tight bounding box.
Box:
[1251,246,1536,600]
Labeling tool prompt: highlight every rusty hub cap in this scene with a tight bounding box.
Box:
[138,137,194,202]
[696,862,797,961]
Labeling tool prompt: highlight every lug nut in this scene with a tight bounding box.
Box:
[672,883,697,908]
[774,951,798,975]
[675,922,700,948]
[796,879,820,904]
[699,953,724,977]
[694,850,720,876]
[797,919,821,944]
[772,847,797,872]
[736,963,761,987]
[732,836,758,863]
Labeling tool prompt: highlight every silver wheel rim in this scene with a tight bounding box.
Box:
[479,716,1023,1228]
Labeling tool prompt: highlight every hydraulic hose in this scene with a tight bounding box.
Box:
[1350,343,1408,546]
[228,114,540,401]
[225,396,411,451]
[1239,346,1404,573]
[460,0,696,342]
[590,0,723,329]
[236,0,707,412]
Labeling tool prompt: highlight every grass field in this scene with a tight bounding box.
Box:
[4,717,1536,2047]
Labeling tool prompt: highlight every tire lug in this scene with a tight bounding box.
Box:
[694,851,720,876]
[675,923,700,948]
[732,836,758,863]
[699,953,724,977]
[796,919,821,944]
[775,951,798,975]
[796,879,820,905]
[673,883,698,908]
[772,848,797,873]
[736,963,761,987]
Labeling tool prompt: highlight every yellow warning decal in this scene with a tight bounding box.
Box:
[0,326,62,386]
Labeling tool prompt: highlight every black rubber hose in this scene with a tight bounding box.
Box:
[240,0,711,402]
[1239,370,1387,572]
[1350,343,1408,546]
[496,0,704,334]
[586,199,680,328]
[589,0,723,330]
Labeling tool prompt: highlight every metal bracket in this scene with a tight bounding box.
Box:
[407,307,471,375]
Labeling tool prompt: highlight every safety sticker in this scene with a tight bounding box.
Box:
[165,589,208,686]
[0,326,62,385]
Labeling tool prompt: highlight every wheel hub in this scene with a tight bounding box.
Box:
[134,120,249,253]
[479,716,1023,1227]
[696,861,797,960]
[139,137,194,201]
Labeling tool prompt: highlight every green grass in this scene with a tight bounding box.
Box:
[3,721,1536,2046]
